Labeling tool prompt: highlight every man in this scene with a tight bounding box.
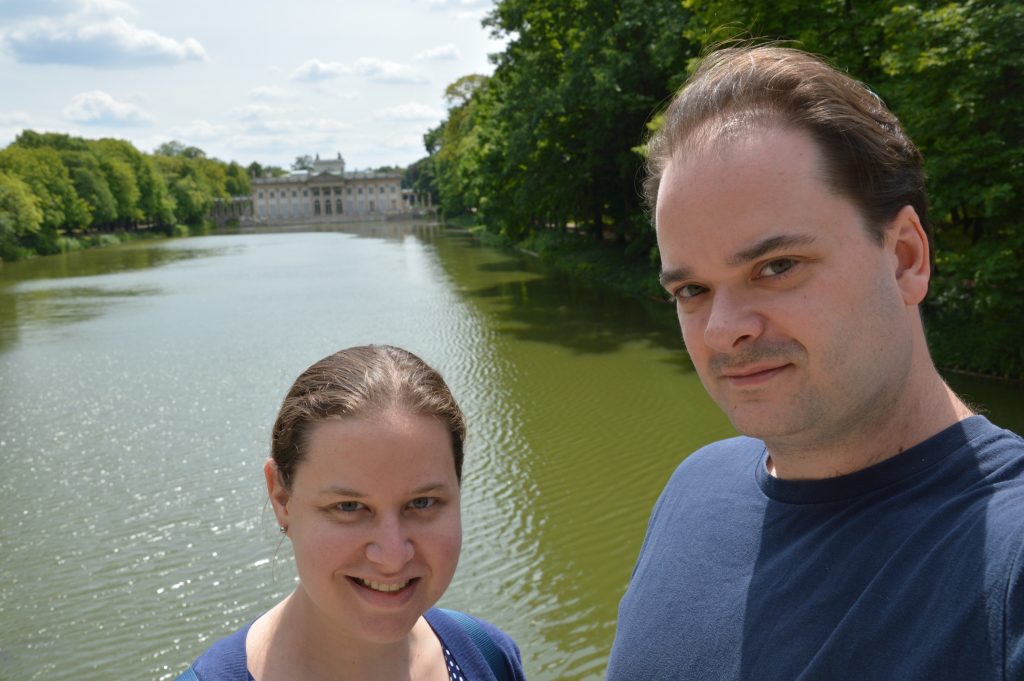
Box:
[607,46,1024,680]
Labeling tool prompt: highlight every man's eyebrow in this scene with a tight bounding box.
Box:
[728,234,816,266]
[658,233,816,289]
[659,265,693,289]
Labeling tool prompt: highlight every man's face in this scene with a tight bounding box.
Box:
[656,126,915,451]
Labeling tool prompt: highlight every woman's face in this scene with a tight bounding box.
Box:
[267,410,462,644]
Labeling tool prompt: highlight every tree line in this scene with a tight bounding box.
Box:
[419,0,1023,379]
[0,131,286,260]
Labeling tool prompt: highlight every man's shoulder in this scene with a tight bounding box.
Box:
[674,435,765,475]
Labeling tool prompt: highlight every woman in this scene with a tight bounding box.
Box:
[177,345,526,681]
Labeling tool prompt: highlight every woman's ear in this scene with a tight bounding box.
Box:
[886,204,931,306]
[265,458,291,529]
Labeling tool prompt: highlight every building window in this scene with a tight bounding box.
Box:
[390,185,396,193]
[369,200,375,213]
[312,188,320,196]
[258,191,263,198]
[369,186,374,194]
[303,190,308,197]
[325,200,332,215]
[379,185,384,193]
[270,191,275,198]
[391,199,397,210]
[292,191,297,197]
[346,188,352,195]
[358,187,363,194]
[314,200,321,215]
[336,199,343,214]
[334,187,342,195]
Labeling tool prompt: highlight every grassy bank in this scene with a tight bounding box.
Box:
[457,222,1023,382]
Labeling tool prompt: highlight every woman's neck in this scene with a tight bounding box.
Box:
[246,590,446,681]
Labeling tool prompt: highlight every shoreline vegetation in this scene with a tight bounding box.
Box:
[412,1,1022,381]
[451,220,1024,385]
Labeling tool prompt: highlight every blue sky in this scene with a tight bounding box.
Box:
[0,0,502,169]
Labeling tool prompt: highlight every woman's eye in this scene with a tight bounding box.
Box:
[336,501,364,513]
[408,497,436,510]
[759,258,796,277]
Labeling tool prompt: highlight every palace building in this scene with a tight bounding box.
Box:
[251,153,425,223]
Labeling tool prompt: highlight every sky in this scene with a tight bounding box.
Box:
[0,0,503,170]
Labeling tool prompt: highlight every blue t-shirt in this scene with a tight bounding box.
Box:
[608,416,1024,680]
[184,607,525,681]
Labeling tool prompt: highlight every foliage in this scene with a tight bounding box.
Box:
[0,170,44,260]
[0,130,262,256]
[428,0,696,246]
[423,0,1023,378]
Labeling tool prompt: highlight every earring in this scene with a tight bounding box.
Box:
[279,526,287,534]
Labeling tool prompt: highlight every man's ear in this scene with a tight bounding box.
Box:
[886,205,931,306]
[265,458,291,528]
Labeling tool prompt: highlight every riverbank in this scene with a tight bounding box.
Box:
[456,221,1024,383]
[0,221,224,265]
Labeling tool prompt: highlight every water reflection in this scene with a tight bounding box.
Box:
[432,232,691,363]
[0,241,233,352]
[0,225,1018,681]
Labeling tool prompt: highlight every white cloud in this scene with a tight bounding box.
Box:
[422,0,492,8]
[3,14,208,67]
[62,90,152,125]
[248,85,294,102]
[353,57,427,84]
[416,43,461,61]
[0,0,74,21]
[230,104,282,121]
[421,0,492,20]
[164,120,229,147]
[290,59,350,82]
[0,112,32,126]
[375,102,445,121]
[291,57,426,85]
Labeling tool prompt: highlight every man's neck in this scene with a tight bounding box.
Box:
[764,371,974,481]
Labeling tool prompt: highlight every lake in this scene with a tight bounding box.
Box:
[0,222,1020,680]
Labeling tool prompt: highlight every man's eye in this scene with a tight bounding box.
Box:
[674,283,707,301]
[408,497,436,510]
[336,501,364,513]
[759,258,796,277]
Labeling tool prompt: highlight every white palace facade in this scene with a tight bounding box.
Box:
[251,154,430,223]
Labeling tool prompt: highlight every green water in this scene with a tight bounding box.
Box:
[0,223,1019,680]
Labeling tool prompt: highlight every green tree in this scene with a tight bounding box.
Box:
[0,170,43,260]
[61,150,118,227]
[224,161,251,197]
[0,146,91,246]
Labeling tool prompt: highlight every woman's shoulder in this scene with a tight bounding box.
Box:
[183,621,254,681]
[425,608,527,680]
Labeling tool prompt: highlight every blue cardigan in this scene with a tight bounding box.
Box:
[181,608,526,680]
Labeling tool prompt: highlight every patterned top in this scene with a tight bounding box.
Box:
[443,644,468,681]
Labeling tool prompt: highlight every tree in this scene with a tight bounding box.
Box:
[0,145,91,242]
[155,140,207,159]
[224,161,251,197]
[292,155,314,171]
[0,170,43,260]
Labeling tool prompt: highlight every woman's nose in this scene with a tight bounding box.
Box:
[365,516,414,571]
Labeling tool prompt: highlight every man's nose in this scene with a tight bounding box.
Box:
[702,289,764,353]
[365,515,414,571]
